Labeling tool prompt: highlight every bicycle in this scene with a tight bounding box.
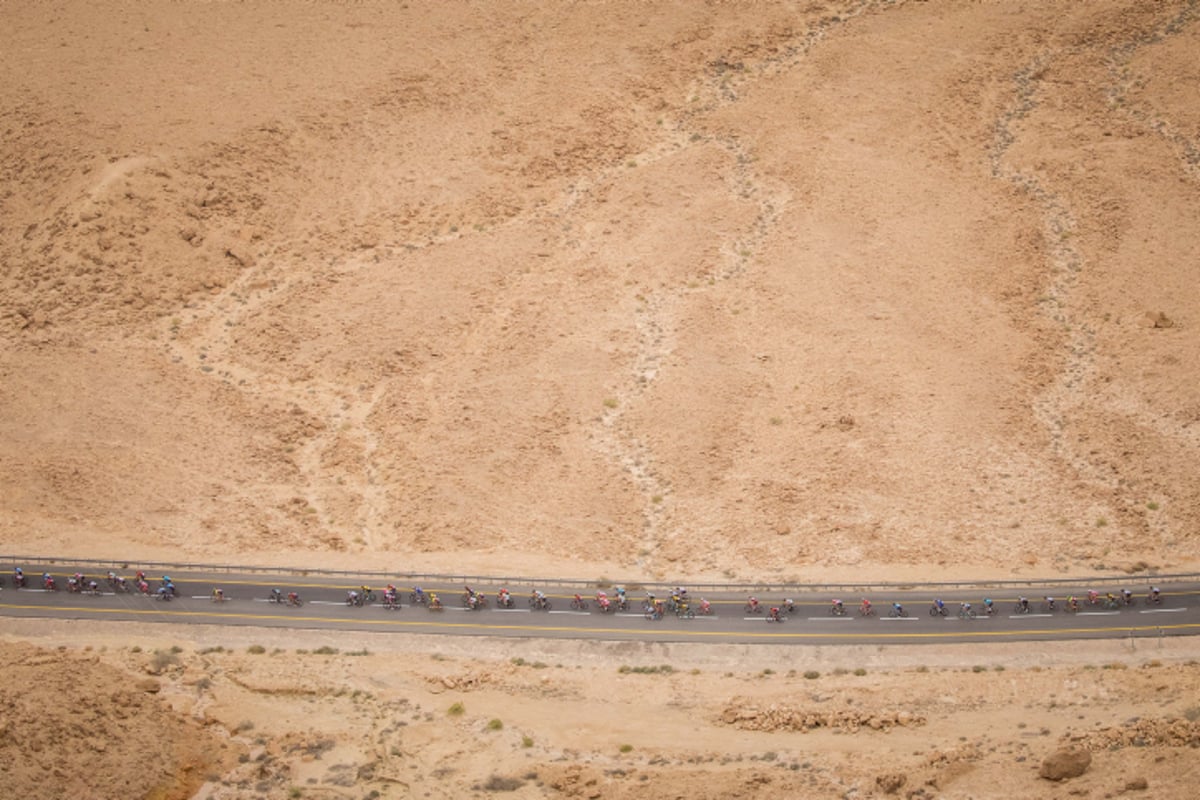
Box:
[1039,599,1057,613]
[1144,593,1164,607]
[888,606,908,618]
[570,596,589,611]
[929,603,948,617]
[957,607,976,620]
[829,604,847,617]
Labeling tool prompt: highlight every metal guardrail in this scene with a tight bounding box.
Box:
[1,553,1195,595]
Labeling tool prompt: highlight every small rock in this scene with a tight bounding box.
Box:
[1124,777,1149,792]
[136,678,161,693]
[875,772,907,794]
[1039,747,1092,781]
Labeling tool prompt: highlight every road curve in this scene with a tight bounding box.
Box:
[2,562,1197,646]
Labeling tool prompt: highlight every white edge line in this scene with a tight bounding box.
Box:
[1140,608,1186,614]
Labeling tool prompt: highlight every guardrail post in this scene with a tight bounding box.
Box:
[1127,628,1136,651]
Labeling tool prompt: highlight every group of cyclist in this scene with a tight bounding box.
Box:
[10,568,1167,621]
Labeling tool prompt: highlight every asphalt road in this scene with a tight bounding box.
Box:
[2,563,1198,646]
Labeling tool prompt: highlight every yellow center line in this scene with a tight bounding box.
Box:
[2,603,1197,640]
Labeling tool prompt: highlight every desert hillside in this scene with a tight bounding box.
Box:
[1,0,1198,581]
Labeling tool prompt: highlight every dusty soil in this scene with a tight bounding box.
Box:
[3,2,1200,797]
[3,620,1199,799]
[1,0,1198,583]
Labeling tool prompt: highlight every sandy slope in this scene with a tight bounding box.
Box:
[2,2,1198,581]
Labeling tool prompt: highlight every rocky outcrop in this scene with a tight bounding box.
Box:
[720,701,924,732]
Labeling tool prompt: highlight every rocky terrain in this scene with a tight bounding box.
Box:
[2,0,1198,582]
[3,621,1199,799]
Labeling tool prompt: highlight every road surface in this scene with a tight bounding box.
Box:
[2,562,1196,646]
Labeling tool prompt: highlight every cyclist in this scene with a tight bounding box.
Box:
[1121,588,1133,605]
[1087,589,1099,605]
[347,589,360,606]
[983,597,994,615]
[287,591,301,606]
[747,596,760,612]
[43,573,56,590]
[768,606,782,622]
[892,601,905,616]
[429,592,442,609]
[498,587,511,607]
[87,579,99,594]
[1106,591,1117,607]
[1043,595,1056,611]
[783,598,796,614]
[412,586,426,605]
[861,598,873,615]
[1067,595,1078,612]
[270,588,283,603]
[699,598,712,615]
[13,567,24,588]
[1150,586,1161,603]
[211,587,225,602]
[933,598,946,614]
[960,601,972,615]
[595,591,609,611]
[831,598,844,615]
